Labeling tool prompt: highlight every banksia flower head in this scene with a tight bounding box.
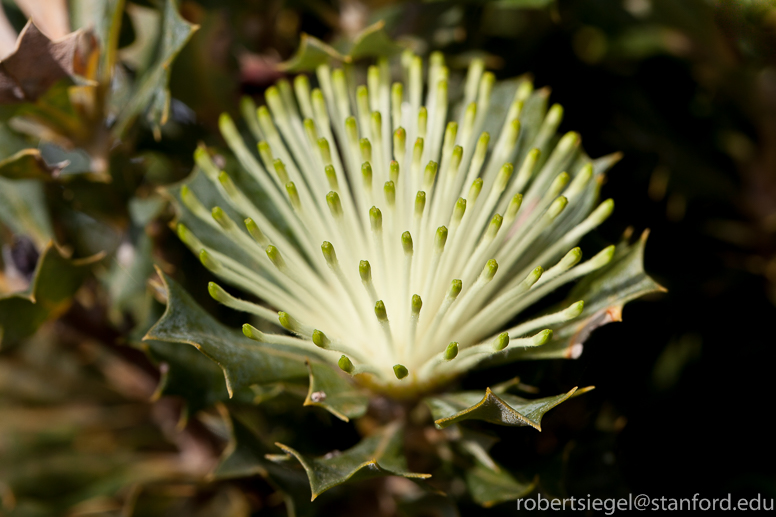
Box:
[175,51,653,400]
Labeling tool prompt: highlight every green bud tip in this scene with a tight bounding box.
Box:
[278,311,296,331]
[393,364,409,380]
[321,241,337,265]
[242,324,263,341]
[211,206,226,225]
[312,330,330,349]
[482,259,499,280]
[565,300,585,318]
[454,198,467,221]
[326,191,342,216]
[533,329,553,346]
[199,249,220,271]
[414,191,426,215]
[208,282,225,302]
[362,162,373,186]
[547,196,568,218]
[390,160,399,178]
[375,300,388,321]
[359,260,371,282]
[411,294,422,315]
[384,181,396,205]
[266,245,285,269]
[435,226,448,249]
[402,231,413,254]
[444,342,459,361]
[370,206,382,230]
[493,332,510,351]
[338,355,354,374]
[450,279,462,297]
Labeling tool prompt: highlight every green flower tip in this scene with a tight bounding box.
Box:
[207,282,226,302]
[359,260,372,281]
[534,329,553,346]
[493,332,510,352]
[411,294,422,315]
[338,355,354,374]
[243,323,265,342]
[444,342,459,361]
[401,231,413,254]
[375,300,388,321]
[312,330,330,349]
[393,364,409,380]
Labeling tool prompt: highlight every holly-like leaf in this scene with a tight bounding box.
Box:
[502,230,664,362]
[144,270,312,397]
[114,0,199,138]
[303,360,368,422]
[0,242,101,348]
[278,33,347,72]
[0,148,63,179]
[348,21,403,60]
[275,422,431,501]
[425,387,581,430]
[465,460,536,507]
[215,409,314,517]
[0,178,52,248]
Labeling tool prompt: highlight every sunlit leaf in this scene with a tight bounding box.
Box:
[144,270,312,397]
[278,33,347,72]
[465,459,536,507]
[348,21,403,60]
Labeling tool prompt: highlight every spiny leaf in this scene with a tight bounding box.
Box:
[143,270,312,397]
[275,422,431,501]
[0,178,52,248]
[425,386,584,429]
[465,460,537,507]
[114,0,199,138]
[303,360,368,422]
[215,409,314,517]
[502,230,664,362]
[0,243,101,348]
[348,21,403,60]
[0,148,63,180]
[278,33,347,72]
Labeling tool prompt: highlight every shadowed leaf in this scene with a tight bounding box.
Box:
[425,386,581,429]
[0,148,63,179]
[114,0,198,138]
[215,409,314,517]
[465,460,536,507]
[303,360,368,422]
[0,242,100,348]
[276,422,431,501]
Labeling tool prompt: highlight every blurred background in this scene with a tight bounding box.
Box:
[0,0,775,515]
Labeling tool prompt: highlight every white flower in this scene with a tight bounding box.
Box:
[178,52,617,396]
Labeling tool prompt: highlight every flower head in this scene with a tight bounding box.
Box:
[179,52,621,397]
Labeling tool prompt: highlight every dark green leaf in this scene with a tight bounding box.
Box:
[465,460,536,507]
[279,33,347,72]
[0,148,62,180]
[303,360,368,422]
[0,178,52,248]
[425,387,581,429]
[276,423,431,501]
[143,270,312,397]
[215,410,314,517]
[113,0,198,138]
[0,243,100,348]
[348,21,403,60]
